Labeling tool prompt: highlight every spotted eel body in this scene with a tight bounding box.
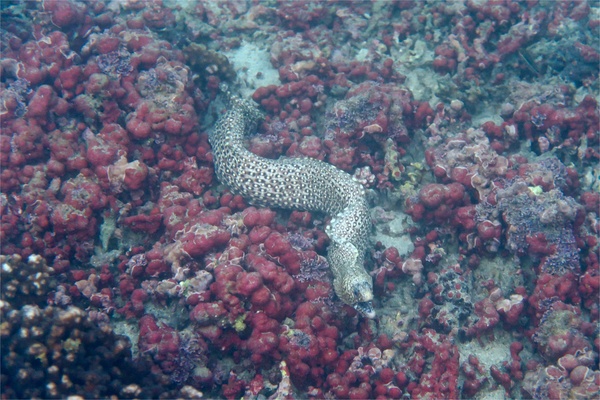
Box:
[210,93,375,318]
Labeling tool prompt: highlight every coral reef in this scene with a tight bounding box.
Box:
[0,0,598,398]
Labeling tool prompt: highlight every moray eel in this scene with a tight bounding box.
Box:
[210,91,375,318]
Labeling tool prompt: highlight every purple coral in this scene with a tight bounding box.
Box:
[170,334,208,385]
[97,51,133,77]
[287,232,315,251]
[295,254,329,282]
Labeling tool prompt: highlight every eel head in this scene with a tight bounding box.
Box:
[330,241,376,318]
[334,270,375,319]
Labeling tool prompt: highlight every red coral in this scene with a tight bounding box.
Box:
[43,0,86,28]
[403,329,460,399]
[61,175,107,211]
[453,205,477,230]
[51,204,95,237]
[580,191,599,212]
[122,212,162,234]
[190,301,228,326]
[180,224,230,258]
[26,85,56,119]
[235,271,264,297]
[490,365,512,392]
[526,232,554,256]
[476,220,502,241]
[138,314,180,374]
[419,183,446,209]
[462,298,500,338]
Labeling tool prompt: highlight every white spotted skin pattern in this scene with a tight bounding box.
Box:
[210,95,375,318]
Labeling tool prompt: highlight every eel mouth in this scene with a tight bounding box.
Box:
[354,301,376,319]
